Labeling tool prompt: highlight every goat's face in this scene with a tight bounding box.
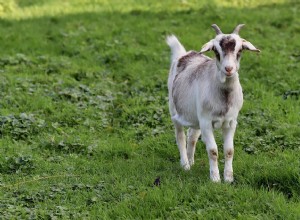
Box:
[200,24,260,80]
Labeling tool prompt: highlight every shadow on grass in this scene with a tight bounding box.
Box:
[254,174,300,200]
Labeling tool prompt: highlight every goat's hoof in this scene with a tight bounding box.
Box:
[188,159,194,166]
[210,171,221,182]
[181,161,190,171]
[224,171,234,183]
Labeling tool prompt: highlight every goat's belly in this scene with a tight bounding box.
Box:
[171,114,199,129]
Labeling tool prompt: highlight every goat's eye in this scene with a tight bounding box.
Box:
[213,49,220,61]
[237,49,242,59]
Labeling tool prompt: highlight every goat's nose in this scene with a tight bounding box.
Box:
[225,66,233,73]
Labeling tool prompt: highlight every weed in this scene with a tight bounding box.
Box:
[0,113,45,140]
[40,140,95,155]
[0,155,35,174]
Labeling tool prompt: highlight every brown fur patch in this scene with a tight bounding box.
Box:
[219,36,236,55]
[177,51,200,71]
[172,52,204,114]
[213,87,233,117]
[188,59,210,84]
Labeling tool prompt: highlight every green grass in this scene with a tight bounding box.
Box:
[0,0,299,219]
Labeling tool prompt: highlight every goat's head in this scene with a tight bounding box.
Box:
[200,24,260,80]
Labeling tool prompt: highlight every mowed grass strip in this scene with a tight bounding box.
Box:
[0,0,299,219]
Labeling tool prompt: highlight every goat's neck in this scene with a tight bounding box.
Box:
[215,70,239,90]
[225,74,239,86]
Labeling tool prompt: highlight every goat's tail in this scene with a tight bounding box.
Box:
[166,35,186,63]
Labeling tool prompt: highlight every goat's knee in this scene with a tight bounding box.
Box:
[225,148,234,159]
[207,148,220,182]
[208,148,218,161]
[224,148,234,182]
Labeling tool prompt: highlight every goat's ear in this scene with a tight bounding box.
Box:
[242,39,260,52]
[200,40,214,53]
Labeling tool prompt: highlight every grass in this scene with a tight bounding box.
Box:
[0,0,299,219]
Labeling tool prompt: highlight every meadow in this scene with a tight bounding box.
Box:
[0,0,299,219]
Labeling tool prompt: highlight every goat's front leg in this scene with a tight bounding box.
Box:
[174,123,190,170]
[222,121,236,183]
[200,120,220,182]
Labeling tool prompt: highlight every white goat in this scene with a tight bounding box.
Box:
[166,24,260,182]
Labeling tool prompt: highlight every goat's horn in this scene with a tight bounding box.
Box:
[211,24,222,35]
[232,24,245,34]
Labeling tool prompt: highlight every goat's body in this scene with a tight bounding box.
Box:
[169,50,243,130]
[167,35,244,181]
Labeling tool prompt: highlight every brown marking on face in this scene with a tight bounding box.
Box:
[177,51,200,71]
[219,36,236,55]
[225,149,234,159]
[209,149,218,161]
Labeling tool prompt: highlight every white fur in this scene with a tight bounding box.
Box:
[166,30,259,182]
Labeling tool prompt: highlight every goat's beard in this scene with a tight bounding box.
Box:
[215,61,226,83]
[218,70,238,84]
[218,71,227,83]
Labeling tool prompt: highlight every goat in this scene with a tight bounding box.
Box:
[166,24,260,182]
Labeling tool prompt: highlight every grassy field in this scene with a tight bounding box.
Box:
[0,0,299,219]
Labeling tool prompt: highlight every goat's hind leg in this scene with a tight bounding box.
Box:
[187,128,201,166]
[174,123,190,170]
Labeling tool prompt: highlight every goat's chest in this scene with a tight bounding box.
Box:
[202,87,242,118]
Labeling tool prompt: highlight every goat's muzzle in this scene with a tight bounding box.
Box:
[225,66,233,75]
